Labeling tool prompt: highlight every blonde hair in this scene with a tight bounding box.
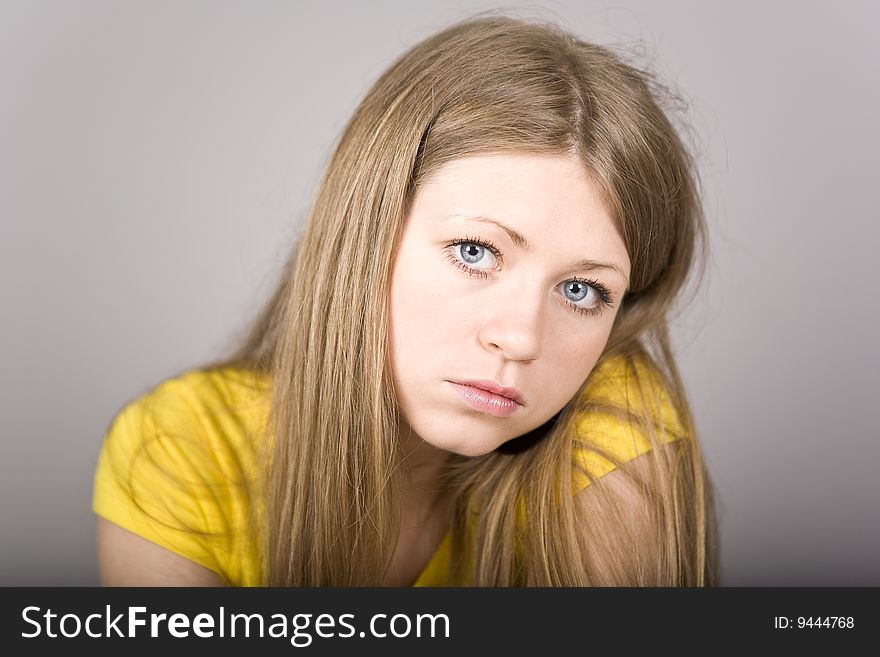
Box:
[208,14,719,586]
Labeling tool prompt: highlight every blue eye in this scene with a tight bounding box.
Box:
[562,280,594,304]
[459,242,485,264]
[443,236,614,317]
[445,238,501,278]
[558,279,612,316]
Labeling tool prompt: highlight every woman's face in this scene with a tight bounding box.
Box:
[388,152,631,457]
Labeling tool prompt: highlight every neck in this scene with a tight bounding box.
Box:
[397,420,452,513]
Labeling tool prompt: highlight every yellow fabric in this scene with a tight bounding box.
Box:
[92,367,270,586]
[92,355,685,587]
[571,355,687,492]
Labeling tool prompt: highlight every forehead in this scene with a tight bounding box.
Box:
[409,152,631,277]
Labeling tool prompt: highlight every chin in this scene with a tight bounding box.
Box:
[448,443,498,458]
[425,433,509,458]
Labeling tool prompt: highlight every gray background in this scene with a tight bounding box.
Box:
[2,0,877,586]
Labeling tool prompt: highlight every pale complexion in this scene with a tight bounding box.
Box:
[388,152,632,501]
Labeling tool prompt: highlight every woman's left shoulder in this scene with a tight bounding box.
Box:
[571,354,691,485]
[580,354,687,435]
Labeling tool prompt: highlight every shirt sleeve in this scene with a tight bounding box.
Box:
[92,378,235,577]
[571,356,688,493]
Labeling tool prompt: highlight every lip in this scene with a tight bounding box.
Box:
[447,379,524,418]
[453,379,524,404]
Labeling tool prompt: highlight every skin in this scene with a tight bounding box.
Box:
[97,517,223,586]
[389,152,632,492]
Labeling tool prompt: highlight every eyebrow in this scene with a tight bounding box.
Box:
[441,214,630,284]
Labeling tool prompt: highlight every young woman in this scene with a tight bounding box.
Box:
[93,14,719,587]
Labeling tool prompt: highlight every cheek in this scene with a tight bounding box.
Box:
[540,324,611,403]
[389,247,466,363]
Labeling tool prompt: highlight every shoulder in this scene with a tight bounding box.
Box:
[129,365,271,430]
[571,354,689,489]
[100,366,271,470]
[581,354,685,433]
[92,365,271,581]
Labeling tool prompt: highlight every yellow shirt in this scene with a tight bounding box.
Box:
[92,356,685,586]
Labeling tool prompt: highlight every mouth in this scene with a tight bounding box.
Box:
[447,380,523,418]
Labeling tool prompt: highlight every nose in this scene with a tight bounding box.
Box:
[477,286,545,362]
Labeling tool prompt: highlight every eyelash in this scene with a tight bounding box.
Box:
[443,236,615,317]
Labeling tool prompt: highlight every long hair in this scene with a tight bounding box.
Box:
[208,13,719,586]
